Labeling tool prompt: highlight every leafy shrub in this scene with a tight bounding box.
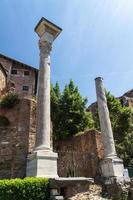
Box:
[0,92,19,109]
[0,115,10,126]
[0,177,50,200]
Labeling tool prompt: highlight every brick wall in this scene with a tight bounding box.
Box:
[55,130,104,178]
[0,99,104,179]
[0,99,36,179]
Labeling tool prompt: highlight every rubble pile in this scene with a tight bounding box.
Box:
[68,184,108,200]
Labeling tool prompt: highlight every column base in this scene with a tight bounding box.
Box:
[101,157,124,178]
[26,150,58,178]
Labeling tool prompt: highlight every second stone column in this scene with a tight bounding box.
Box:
[95,77,125,181]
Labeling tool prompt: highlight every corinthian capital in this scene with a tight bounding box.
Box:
[39,40,52,56]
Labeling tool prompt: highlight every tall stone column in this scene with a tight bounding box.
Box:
[95,77,117,158]
[95,77,125,179]
[26,17,62,178]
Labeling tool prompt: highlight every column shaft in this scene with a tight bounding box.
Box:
[35,41,51,150]
[95,77,117,158]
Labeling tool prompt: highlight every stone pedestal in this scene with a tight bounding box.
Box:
[101,158,124,178]
[26,17,62,178]
[27,150,58,178]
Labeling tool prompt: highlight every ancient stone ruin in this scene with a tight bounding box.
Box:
[0,17,132,200]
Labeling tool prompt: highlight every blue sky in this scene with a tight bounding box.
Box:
[0,0,133,105]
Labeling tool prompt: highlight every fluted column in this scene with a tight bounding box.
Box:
[95,77,117,158]
[35,36,53,150]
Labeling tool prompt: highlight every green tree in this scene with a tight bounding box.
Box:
[106,92,131,142]
[116,131,133,166]
[51,82,61,124]
[51,82,61,139]
[92,91,133,166]
[51,80,94,140]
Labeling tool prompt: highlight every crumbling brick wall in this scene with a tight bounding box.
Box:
[54,130,104,178]
[0,99,36,179]
[0,99,104,179]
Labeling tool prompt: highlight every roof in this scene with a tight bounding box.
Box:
[122,89,133,98]
[0,53,38,72]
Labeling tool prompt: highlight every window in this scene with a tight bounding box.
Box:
[24,70,30,76]
[11,69,17,75]
[22,86,29,91]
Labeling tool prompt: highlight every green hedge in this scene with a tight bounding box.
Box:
[0,177,50,200]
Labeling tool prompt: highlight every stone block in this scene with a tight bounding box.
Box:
[101,157,124,178]
[50,177,94,199]
[26,150,58,178]
[52,196,64,200]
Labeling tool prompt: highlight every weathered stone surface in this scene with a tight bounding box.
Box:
[26,18,62,178]
[50,177,95,199]
[35,39,52,150]
[27,150,58,178]
[101,158,124,178]
[95,77,125,179]
[0,99,36,179]
[67,184,105,200]
[0,100,104,179]
[95,77,117,158]
[35,18,61,151]
[54,130,104,178]
[103,181,130,200]
[128,179,133,200]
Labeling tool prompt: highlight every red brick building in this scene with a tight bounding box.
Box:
[0,54,38,98]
